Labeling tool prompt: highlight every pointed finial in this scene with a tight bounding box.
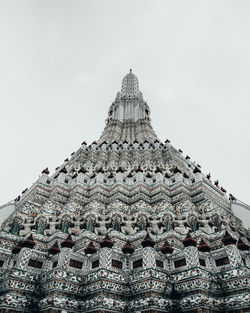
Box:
[129,68,132,74]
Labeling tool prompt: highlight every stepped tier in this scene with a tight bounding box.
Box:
[0,71,249,313]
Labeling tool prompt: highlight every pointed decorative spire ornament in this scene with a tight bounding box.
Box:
[98,71,158,144]
[100,234,114,249]
[141,233,155,248]
[183,232,197,247]
[161,239,174,254]
[48,241,61,255]
[12,241,23,254]
[42,167,50,175]
[61,235,75,249]
[22,234,35,249]
[198,239,211,252]
[84,241,97,255]
[222,230,237,246]
[122,240,134,254]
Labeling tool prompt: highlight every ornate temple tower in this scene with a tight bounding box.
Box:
[0,71,249,312]
[98,69,157,144]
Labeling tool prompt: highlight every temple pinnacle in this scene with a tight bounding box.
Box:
[98,71,158,143]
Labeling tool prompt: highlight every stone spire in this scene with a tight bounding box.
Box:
[0,71,249,313]
[121,69,140,98]
[98,70,158,144]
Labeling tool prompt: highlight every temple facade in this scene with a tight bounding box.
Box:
[0,71,249,312]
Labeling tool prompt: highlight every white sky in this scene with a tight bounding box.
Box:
[0,0,249,214]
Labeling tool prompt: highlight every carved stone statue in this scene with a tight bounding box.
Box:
[95,214,111,235]
[148,215,162,235]
[68,217,82,235]
[121,215,136,235]
[19,217,36,236]
[174,215,188,234]
[44,216,61,235]
[197,214,214,234]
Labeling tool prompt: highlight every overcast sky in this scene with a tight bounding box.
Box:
[0,0,249,210]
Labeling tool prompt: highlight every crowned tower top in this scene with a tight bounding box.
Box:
[98,70,158,143]
[121,69,140,98]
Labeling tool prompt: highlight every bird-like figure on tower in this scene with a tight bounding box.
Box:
[0,71,249,312]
